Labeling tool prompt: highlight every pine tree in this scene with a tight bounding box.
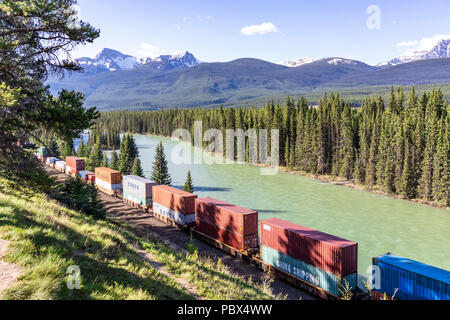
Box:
[131,157,144,177]
[110,148,119,171]
[49,138,60,157]
[400,138,414,198]
[432,119,449,205]
[118,134,139,175]
[87,180,106,218]
[183,170,194,193]
[87,143,103,171]
[151,141,172,185]
[77,138,87,158]
[118,134,131,174]
[100,152,109,168]
[284,138,290,169]
[60,140,75,158]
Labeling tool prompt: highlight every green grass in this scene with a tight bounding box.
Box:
[0,178,277,300]
[0,181,191,300]
[133,235,279,300]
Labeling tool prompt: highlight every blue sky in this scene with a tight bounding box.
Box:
[74,0,450,65]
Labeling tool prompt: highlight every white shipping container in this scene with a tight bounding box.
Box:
[95,178,122,191]
[123,175,155,198]
[55,161,66,170]
[46,157,60,165]
[153,202,195,225]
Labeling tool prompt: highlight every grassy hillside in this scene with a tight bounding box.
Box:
[0,178,276,300]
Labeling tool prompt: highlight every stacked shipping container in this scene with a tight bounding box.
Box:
[123,175,156,206]
[195,197,259,251]
[46,157,61,168]
[65,156,85,176]
[54,160,66,172]
[79,170,95,182]
[152,185,197,225]
[260,218,358,297]
[373,253,450,300]
[95,167,122,192]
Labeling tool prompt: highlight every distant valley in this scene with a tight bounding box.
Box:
[48,39,450,110]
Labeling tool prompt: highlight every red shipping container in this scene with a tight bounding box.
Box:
[195,197,259,251]
[152,185,197,214]
[86,173,95,182]
[66,156,85,171]
[196,218,258,251]
[260,218,358,277]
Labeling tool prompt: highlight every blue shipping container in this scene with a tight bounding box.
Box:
[79,170,94,179]
[373,253,450,300]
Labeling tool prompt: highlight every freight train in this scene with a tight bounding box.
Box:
[35,148,450,300]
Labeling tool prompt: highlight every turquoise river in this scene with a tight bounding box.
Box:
[123,134,450,285]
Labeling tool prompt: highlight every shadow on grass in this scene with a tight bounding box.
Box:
[138,236,271,299]
[0,196,194,300]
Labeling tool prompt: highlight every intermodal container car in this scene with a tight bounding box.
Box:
[152,185,197,225]
[261,245,357,297]
[123,175,156,206]
[46,157,60,166]
[95,167,122,192]
[260,218,358,277]
[373,253,450,300]
[195,197,259,251]
[95,167,121,184]
[95,178,122,191]
[79,170,95,182]
[66,156,85,171]
[54,160,66,172]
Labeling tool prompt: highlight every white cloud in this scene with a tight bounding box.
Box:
[397,33,450,54]
[240,22,278,36]
[396,40,418,47]
[416,34,450,51]
[135,43,164,58]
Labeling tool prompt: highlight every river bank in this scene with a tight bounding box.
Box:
[124,132,449,211]
[268,165,449,211]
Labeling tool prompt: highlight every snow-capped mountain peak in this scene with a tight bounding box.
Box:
[278,57,318,67]
[278,56,362,67]
[151,51,200,69]
[77,49,200,74]
[377,38,450,67]
[78,48,140,72]
[322,57,359,65]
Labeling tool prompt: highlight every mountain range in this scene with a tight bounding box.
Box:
[47,38,450,110]
[76,48,201,74]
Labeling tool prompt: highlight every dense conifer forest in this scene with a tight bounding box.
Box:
[96,87,449,207]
